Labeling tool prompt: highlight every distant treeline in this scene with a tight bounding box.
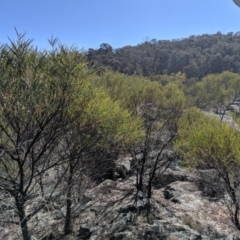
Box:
[86,31,240,79]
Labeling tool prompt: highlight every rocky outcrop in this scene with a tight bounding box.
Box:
[153,179,240,238]
[68,170,239,239]
[74,167,240,239]
[1,164,240,239]
[114,156,133,180]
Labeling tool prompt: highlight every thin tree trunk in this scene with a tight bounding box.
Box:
[64,162,74,235]
[39,174,44,198]
[234,203,240,230]
[226,183,240,230]
[147,155,160,199]
[139,153,147,190]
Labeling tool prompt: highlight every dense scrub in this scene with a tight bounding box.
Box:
[1,31,240,239]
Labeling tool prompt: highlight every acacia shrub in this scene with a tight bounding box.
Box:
[175,107,240,229]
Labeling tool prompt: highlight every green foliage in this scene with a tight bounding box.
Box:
[161,82,186,114]
[175,107,240,171]
[82,87,144,147]
[195,71,240,111]
[149,72,186,86]
[92,71,162,115]
[0,33,145,239]
[93,71,186,140]
[94,71,186,200]
[175,107,240,229]
[0,39,143,155]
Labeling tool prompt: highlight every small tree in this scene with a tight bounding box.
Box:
[0,33,94,239]
[175,107,240,230]
[95,72,186,203]
[62,87,143,234]
[145,82,185,199]
[195,71,240,120]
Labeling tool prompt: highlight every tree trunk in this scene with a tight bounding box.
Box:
[234,203,240,230]
[139,154,147,190]
[15,196,30,240]
[64,162,74,235]
[147,159,158,199]
[227,184,240,230]
[147,178,153,199]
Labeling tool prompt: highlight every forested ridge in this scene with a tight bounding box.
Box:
[87,31,240,79]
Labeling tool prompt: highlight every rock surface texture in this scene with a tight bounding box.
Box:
[1,158,240,239]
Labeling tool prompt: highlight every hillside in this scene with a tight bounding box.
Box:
[86,31,240,79]
[1,33,240,240]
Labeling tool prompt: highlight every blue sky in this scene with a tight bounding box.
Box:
[1,0,240,50]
